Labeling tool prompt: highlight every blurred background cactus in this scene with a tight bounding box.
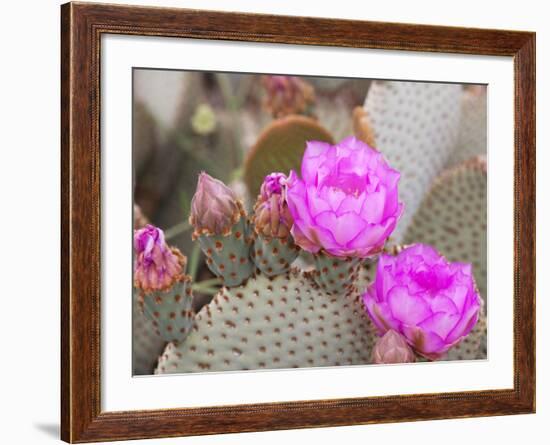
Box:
[133,69,487,375]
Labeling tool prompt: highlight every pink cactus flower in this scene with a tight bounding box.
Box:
[253,173,294,238]
[134,224,185,292]
[363,244,481,360]
[372,329,416,364]
[286,136,403,258]
[189,172,243,237]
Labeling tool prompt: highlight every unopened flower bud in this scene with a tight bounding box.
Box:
[134,224,185,292]
[253,173,294,238]
[190,172,244,237]
[372,330,416,364]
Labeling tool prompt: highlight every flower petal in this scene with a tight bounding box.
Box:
[418,312,461,340]
[429,296,459,314]
[347,217,397,254]
[363,289,399,333]
[290,223,320,253]
[301,140,333,183]
[286,179,313,226]
[360,188,387,224]
[315,211,367,246]
[401,324,448,359]
[387,286,432,326]
[445,285,469,311]
[446,299,480,343]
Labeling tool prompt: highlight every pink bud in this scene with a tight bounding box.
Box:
[253,173,294,238]
[372,330,416,364]
[134,224,185,292]
[190,172,243,237]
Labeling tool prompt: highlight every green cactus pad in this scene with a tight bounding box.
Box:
[155,266,378,374]
[243,115,333,197]
[310,252,362,295]
[363,80,463,241]
[447,87,487,168]
[198,218,254,287]
[132,290,166,375]
[251,234,300,277]
[403,156,487,303]
[137,278,195,344]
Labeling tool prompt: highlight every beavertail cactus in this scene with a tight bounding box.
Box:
[135,73,489,376]
[190,172,254,287]
[252,173,299,276]
[155,240,485,374]
[156,266,378,373]
[153,141,485,375]
[134,225,195,343]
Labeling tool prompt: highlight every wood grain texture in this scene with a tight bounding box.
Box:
[60,2,536,442]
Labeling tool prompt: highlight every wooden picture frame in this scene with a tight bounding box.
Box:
[61,2,535,442]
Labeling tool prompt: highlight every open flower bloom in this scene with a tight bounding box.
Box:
[372,329,416,364]
[363,244,481,360]
[286,136,403,258]
[134,224,185,293]
[253,173,294,238]
[189,172,243,237]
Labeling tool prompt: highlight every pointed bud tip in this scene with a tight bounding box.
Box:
[191,173,242,236]
[372,330,416,365]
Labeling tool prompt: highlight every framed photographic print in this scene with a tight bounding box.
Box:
[61,2,535,442]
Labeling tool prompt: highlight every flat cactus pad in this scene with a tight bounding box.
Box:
[447,87,487,168]
[156,265,378,374]
[133,290,166,375]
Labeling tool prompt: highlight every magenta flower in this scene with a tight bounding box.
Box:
[372,330,416,364]
[286,137,403,258]
[134,224,185,292]
[363,244,481,360]
[253,173,294,238]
